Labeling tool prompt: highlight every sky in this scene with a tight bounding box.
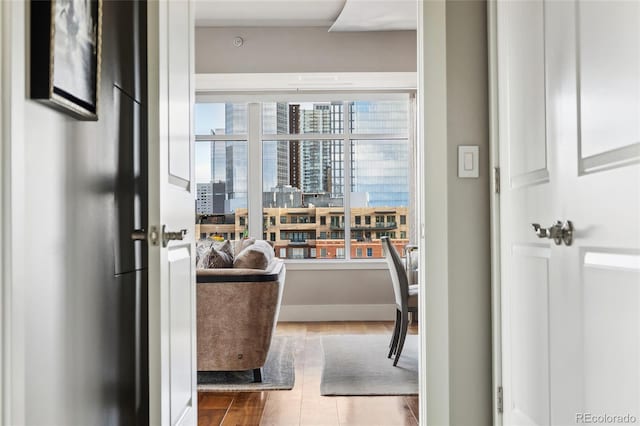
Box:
[194,103,226,183]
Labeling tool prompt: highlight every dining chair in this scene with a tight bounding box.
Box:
[381,236,419,366]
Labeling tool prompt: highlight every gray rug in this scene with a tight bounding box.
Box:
[197,336,295,392]
[320,334,418,396]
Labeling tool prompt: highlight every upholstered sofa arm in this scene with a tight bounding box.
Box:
[196,258,286,372]
[196,259,284,283]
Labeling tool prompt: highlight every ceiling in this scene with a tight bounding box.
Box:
[193,0,417,31]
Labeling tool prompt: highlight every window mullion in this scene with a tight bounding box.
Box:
[247,102,262,240]
[343,101,352,260]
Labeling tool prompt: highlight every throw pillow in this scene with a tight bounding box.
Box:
[205,246,233,269]
[233,237,256,257]
[195,239,213,268]
[212,240,233,259]
[233,240,274,270]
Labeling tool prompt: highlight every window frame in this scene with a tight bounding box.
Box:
[194,92,416,266]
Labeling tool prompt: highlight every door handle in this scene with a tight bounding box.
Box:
[162,225,188,247]
[531,220,573,246]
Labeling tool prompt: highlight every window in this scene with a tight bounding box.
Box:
[196,98,412,260]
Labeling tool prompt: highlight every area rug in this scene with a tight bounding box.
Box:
[197,336,296,392]
[320,334,418,396]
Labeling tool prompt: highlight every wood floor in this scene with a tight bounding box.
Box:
[198,321,420,426]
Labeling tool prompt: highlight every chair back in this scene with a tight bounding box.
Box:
[381,236,409,309]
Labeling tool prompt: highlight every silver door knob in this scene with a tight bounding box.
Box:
[131,229,147,241]
[531,220,573,246]
[162,225,188,247]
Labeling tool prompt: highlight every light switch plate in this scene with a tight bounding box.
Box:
[458,145,479,178]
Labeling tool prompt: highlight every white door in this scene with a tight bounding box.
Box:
[497,0,640,425]
[147,1,197,425]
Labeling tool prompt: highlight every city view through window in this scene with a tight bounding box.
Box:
[194,98,412,260]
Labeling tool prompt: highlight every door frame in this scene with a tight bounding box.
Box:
[418,1,450,424]
[487,0,504,424]
[1,1,27,425]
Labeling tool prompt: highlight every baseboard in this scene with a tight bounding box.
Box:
[277,304,396,322]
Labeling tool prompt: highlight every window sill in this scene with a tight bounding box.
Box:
[283,260,388,271]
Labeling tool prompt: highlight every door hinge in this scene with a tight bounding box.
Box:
[497,386,503,414]
[494,167,501,194]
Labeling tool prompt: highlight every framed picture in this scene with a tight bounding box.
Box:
[30,0,102,120]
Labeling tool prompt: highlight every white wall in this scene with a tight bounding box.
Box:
[421,0,492,424]
[196,27,416,74]
[278,266,396,321]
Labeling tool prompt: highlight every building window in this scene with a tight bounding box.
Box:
[196,98,412,261]
[366,247,373,257]
[400,231,406,239]
[279,248,287,258]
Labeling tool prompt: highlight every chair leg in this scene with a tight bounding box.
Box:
[388,309,401,358]
[393,311,409,366]
[253,368,262,383]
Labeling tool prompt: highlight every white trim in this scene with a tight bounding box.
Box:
[197,91,414,103]
[198,133,409,142]
[247,103,262,240]
[278,304,395,322]
[0,1,4,418]
[343,101,352,260]
[420,1,451,424]
[488,0,504,424]
[416,2,427,423]
[2,1,26,425]
[283,260,388,271]
[196,72,417,93]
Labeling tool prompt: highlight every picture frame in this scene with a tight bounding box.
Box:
[30,0,102,121]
